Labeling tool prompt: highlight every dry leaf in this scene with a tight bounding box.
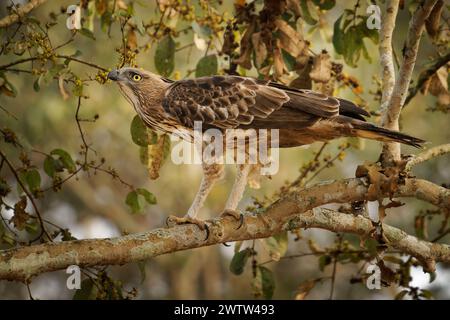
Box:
[429,66,448,96]
[127,28,137,51]
[295,280,316,300]
[273,46,287,79]
[309,52,332,83]
[116,0,128,10]
[11,196,30,231]
[58,76,69,100]
[233,20,256,69]
[147,134,170,180]
[286,0,302,18]
[275,19,305,58]
[251,32,268,68]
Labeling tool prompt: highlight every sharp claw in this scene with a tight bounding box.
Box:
[165,215,209,241]
[222,242,231,247]
[221,210,245,229]
[236,214,244,230]
[203,223,210,241]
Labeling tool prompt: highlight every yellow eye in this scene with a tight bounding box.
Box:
[132,74,142,82]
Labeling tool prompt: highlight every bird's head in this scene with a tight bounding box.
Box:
[107,67,168,109]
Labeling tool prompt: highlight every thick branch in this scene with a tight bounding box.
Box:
[381,0,438,163]
[0,177,448,282]
[379,0,399,114]
[0,0,48,28]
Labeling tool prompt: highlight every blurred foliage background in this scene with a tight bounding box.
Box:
[0,0,449,299]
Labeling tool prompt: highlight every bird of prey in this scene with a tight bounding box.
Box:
[108,68,423,236]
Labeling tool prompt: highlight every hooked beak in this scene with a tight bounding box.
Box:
[107,69,120,81]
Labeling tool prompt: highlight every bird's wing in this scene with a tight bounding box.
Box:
[267,81,369,120]
[161,76,290,129]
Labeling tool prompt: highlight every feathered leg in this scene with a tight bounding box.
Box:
[166,163,224,237]
[221,164,251,228]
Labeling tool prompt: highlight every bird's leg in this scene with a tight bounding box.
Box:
[166,163,224,238]
[221,163,251,228]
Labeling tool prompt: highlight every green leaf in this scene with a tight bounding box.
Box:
[300,1,317,25]
[125,190,142,214]
[419,289,433,299]
[360,21,379,44]
[342,26,364,67]
[364,238,379,257]
[136,188,157,205]
[195,55,218,77]
[312,0,336,10]
[50,149,76,173]
[33,76,42,92]
[22,169,41,193]
[148,130,158,145]
[395,290,409,300]
[319,255,332,271]
[332,15,345,55]
[44,156,58,177]
[43,157,55,178]
[154,36,175,77]
[259,266,275,299]
[229,248,252,275]
[126,189,156,214]
[274,232,288,255]
[139,146,148,165]
[130,115,148,147]
[72,50,83,57]
[73,278,98,300]
[265,232,288,261]
[78,28,96,40]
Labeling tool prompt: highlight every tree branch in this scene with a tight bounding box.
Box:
[0,177,448,282]
[379,0,399,115]
[404,51,450,107]
[381,0,439,164]
[406,143,450,170]
[0,0,48,28]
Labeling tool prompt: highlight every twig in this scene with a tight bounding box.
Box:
[0,150,51,242]
[75,96,91,165]
[329,234,342,300]
[0,55,107,72]
[406,143,450,170]
[0,0,48,28]
[404,51,450,107]
[55,55,108,72]
[25,282,34,300]
[290,142,328,188]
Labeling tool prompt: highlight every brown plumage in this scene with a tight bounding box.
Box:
[108,69,423,148]
[108,68,424,233]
